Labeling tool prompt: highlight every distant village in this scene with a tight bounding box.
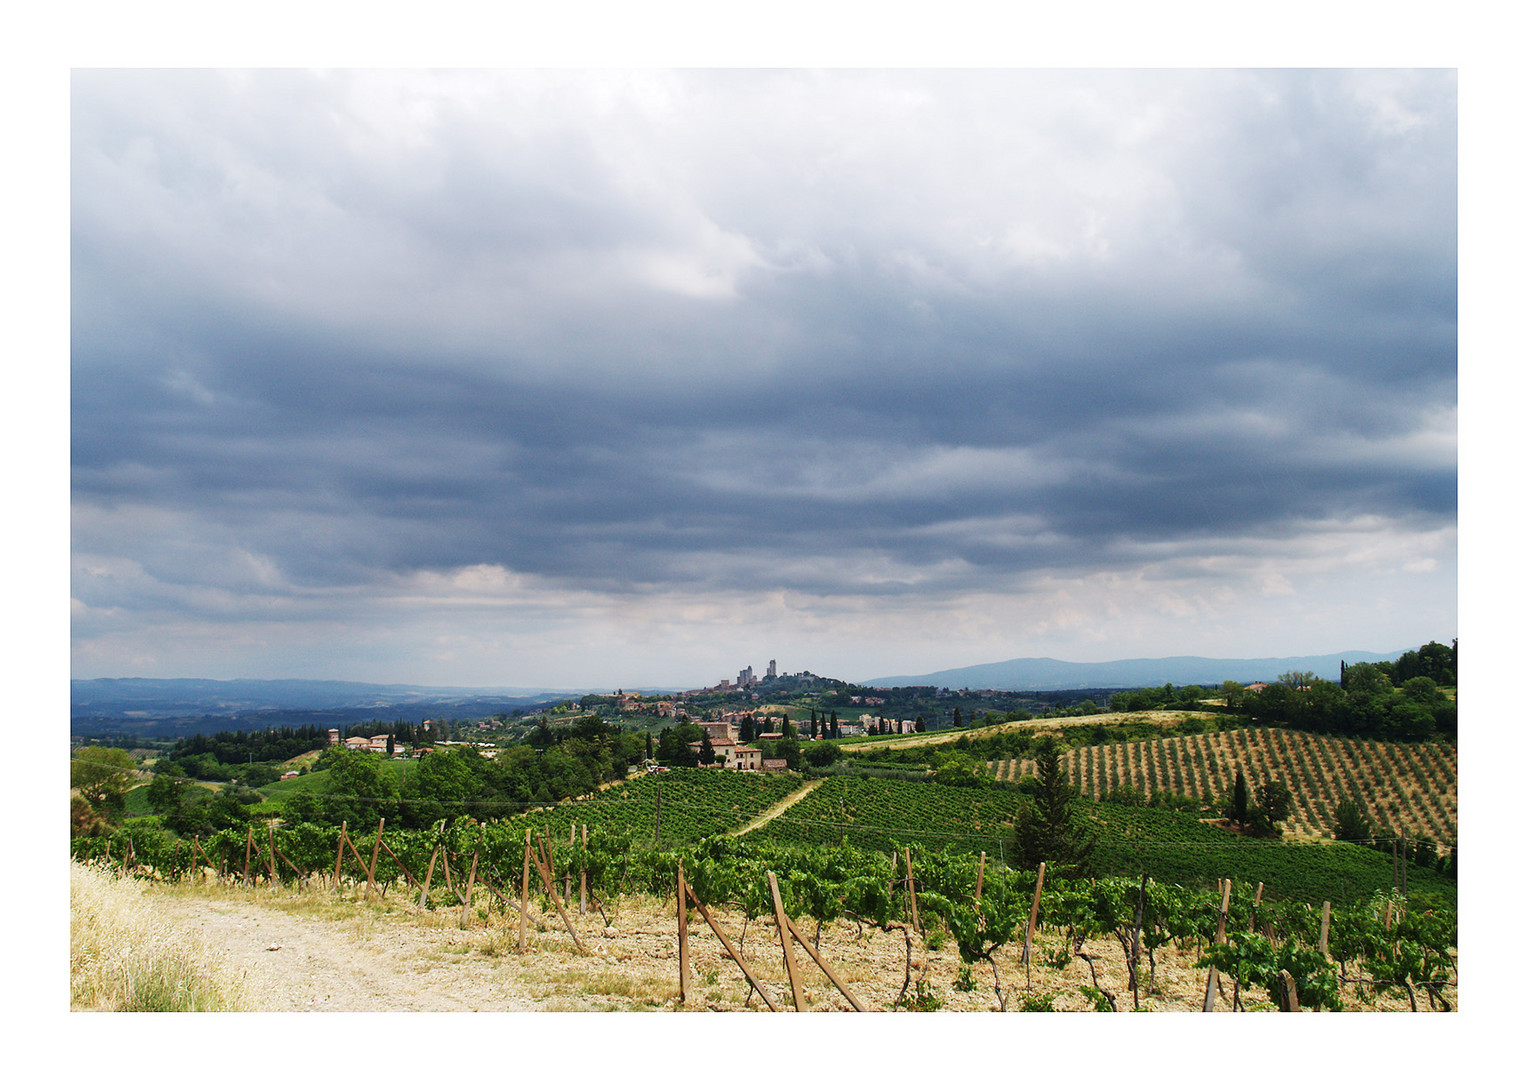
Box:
[320,658,920,776]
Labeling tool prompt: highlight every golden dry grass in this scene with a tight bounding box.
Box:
[71,861,251,1011]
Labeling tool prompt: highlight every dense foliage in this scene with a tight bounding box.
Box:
[167,726,334,781]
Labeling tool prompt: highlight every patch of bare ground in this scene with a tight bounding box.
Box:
[126,879,1439,1011]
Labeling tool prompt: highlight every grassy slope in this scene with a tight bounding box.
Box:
[836,710,1208,753]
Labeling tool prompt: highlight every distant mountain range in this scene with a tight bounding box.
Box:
[72,650,1406,729]
[70,677,586,722]
[862,651,1407,691]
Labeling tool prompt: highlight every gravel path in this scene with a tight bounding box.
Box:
[155,895,541,1011]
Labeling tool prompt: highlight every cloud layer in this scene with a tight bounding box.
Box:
[71,69,1456,686]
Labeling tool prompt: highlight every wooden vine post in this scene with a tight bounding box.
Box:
[1249,881,1263,932]
[1130,873,1147,1009]
[366,819,386,901]
[1022,861,1046,974]
[580,824,588,916]
[1277,969,1300,1012]
[528,844,585,954]
[267,821,278,888]
[903,848,921,935]
[517,829,532,953]
[340,824,381,900]
[974,851,986,907]
[1201,877,1233,1012]
[460,849,479,927]
[777,907,867,1012]
[332,821,349,891]
[1318,901,1332,958]
[677,859,690,1005]
[767,870,807,1011]
[681,880,780,1011]
[419,820,445,911]
[242,824,255,885]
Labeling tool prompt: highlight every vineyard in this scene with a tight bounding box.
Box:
[989,729,1457,850]
[747,774,1454,905]
[72,747,1458,1011]
[71,825,1456,1012]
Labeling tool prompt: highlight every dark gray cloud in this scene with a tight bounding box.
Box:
[70,69,1456,684]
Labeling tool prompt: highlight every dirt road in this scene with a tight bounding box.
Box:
[155,894,542,1011]
[732,779,822,835]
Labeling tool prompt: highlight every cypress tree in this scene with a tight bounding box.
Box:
[1231,770,1250,825]
[1012,736,1094,875]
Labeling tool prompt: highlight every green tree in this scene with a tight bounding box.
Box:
[1230,770,1250,825]
[1010,737,1094,876]
[144,773,185,817]
[804,741,842,768]
[1247,776,1294,838]
[657,722,703,767]
[321,749,397,829]
[777,728,803,770]
[71,746,136,827]
[1333,797,1372,843]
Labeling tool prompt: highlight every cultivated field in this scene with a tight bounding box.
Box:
[72,869,1448,1012]
[989,729,1457,849]
[840,710,1198,753]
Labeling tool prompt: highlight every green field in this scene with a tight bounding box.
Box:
[494,769,804,846]
[745,773,1452,905]
[256,758,415,802]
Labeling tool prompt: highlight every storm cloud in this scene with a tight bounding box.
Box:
[71,69,1456,686]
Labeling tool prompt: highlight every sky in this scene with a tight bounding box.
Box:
[69,67,1458,690]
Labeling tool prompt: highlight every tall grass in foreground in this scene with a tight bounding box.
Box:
[70,861,249,1011]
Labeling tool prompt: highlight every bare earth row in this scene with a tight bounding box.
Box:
[989,729,1456,848]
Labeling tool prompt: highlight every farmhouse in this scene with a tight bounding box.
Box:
[725,746,763,771]
[699,720,737,745]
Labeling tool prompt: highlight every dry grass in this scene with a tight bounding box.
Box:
[71,861,251,1011]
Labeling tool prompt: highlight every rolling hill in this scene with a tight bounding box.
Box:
[862,650,1405,691]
